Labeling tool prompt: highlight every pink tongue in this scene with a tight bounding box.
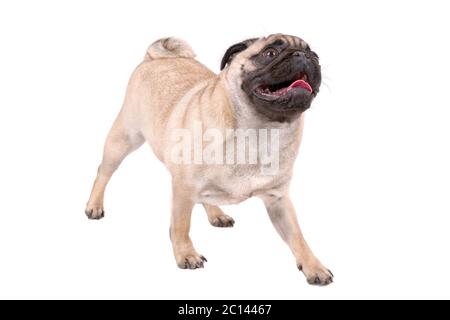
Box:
[288,79,313,94]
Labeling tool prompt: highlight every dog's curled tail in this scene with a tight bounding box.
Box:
[144,37,196,61]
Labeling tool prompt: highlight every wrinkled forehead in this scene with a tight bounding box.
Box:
[268,33,309,49]
[227,34,312,74]
[251,34,309,53]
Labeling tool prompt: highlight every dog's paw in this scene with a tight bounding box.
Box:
[299,260,333,286]
[210,213,235,228]
[85,205,105,220]
[176,252,207,270]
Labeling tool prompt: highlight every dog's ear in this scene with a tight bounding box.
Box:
[220,38,258,70]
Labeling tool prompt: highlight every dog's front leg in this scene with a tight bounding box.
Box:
[170,184,206,270]
[261,194,333,285]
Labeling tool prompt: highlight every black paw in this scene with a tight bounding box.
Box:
[85,207,105,220]
[210,215,235,228]
[177,255,207,270]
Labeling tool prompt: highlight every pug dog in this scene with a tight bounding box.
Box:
[85,34,333,285]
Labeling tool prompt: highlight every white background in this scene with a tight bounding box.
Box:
[0,0,449,299]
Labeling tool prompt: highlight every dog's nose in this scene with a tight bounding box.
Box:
[292,51,313,69]
[292,51,307,59]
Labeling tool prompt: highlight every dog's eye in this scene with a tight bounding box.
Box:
[262,48,278,59]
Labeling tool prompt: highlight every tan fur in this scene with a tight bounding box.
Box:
[144,37,196,61]
[85,35,333,285]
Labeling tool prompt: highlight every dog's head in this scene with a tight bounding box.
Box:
[221,34,321,122]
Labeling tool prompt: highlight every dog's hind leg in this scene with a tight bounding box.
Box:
[85,114,144,219]
[203,204,235,228]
